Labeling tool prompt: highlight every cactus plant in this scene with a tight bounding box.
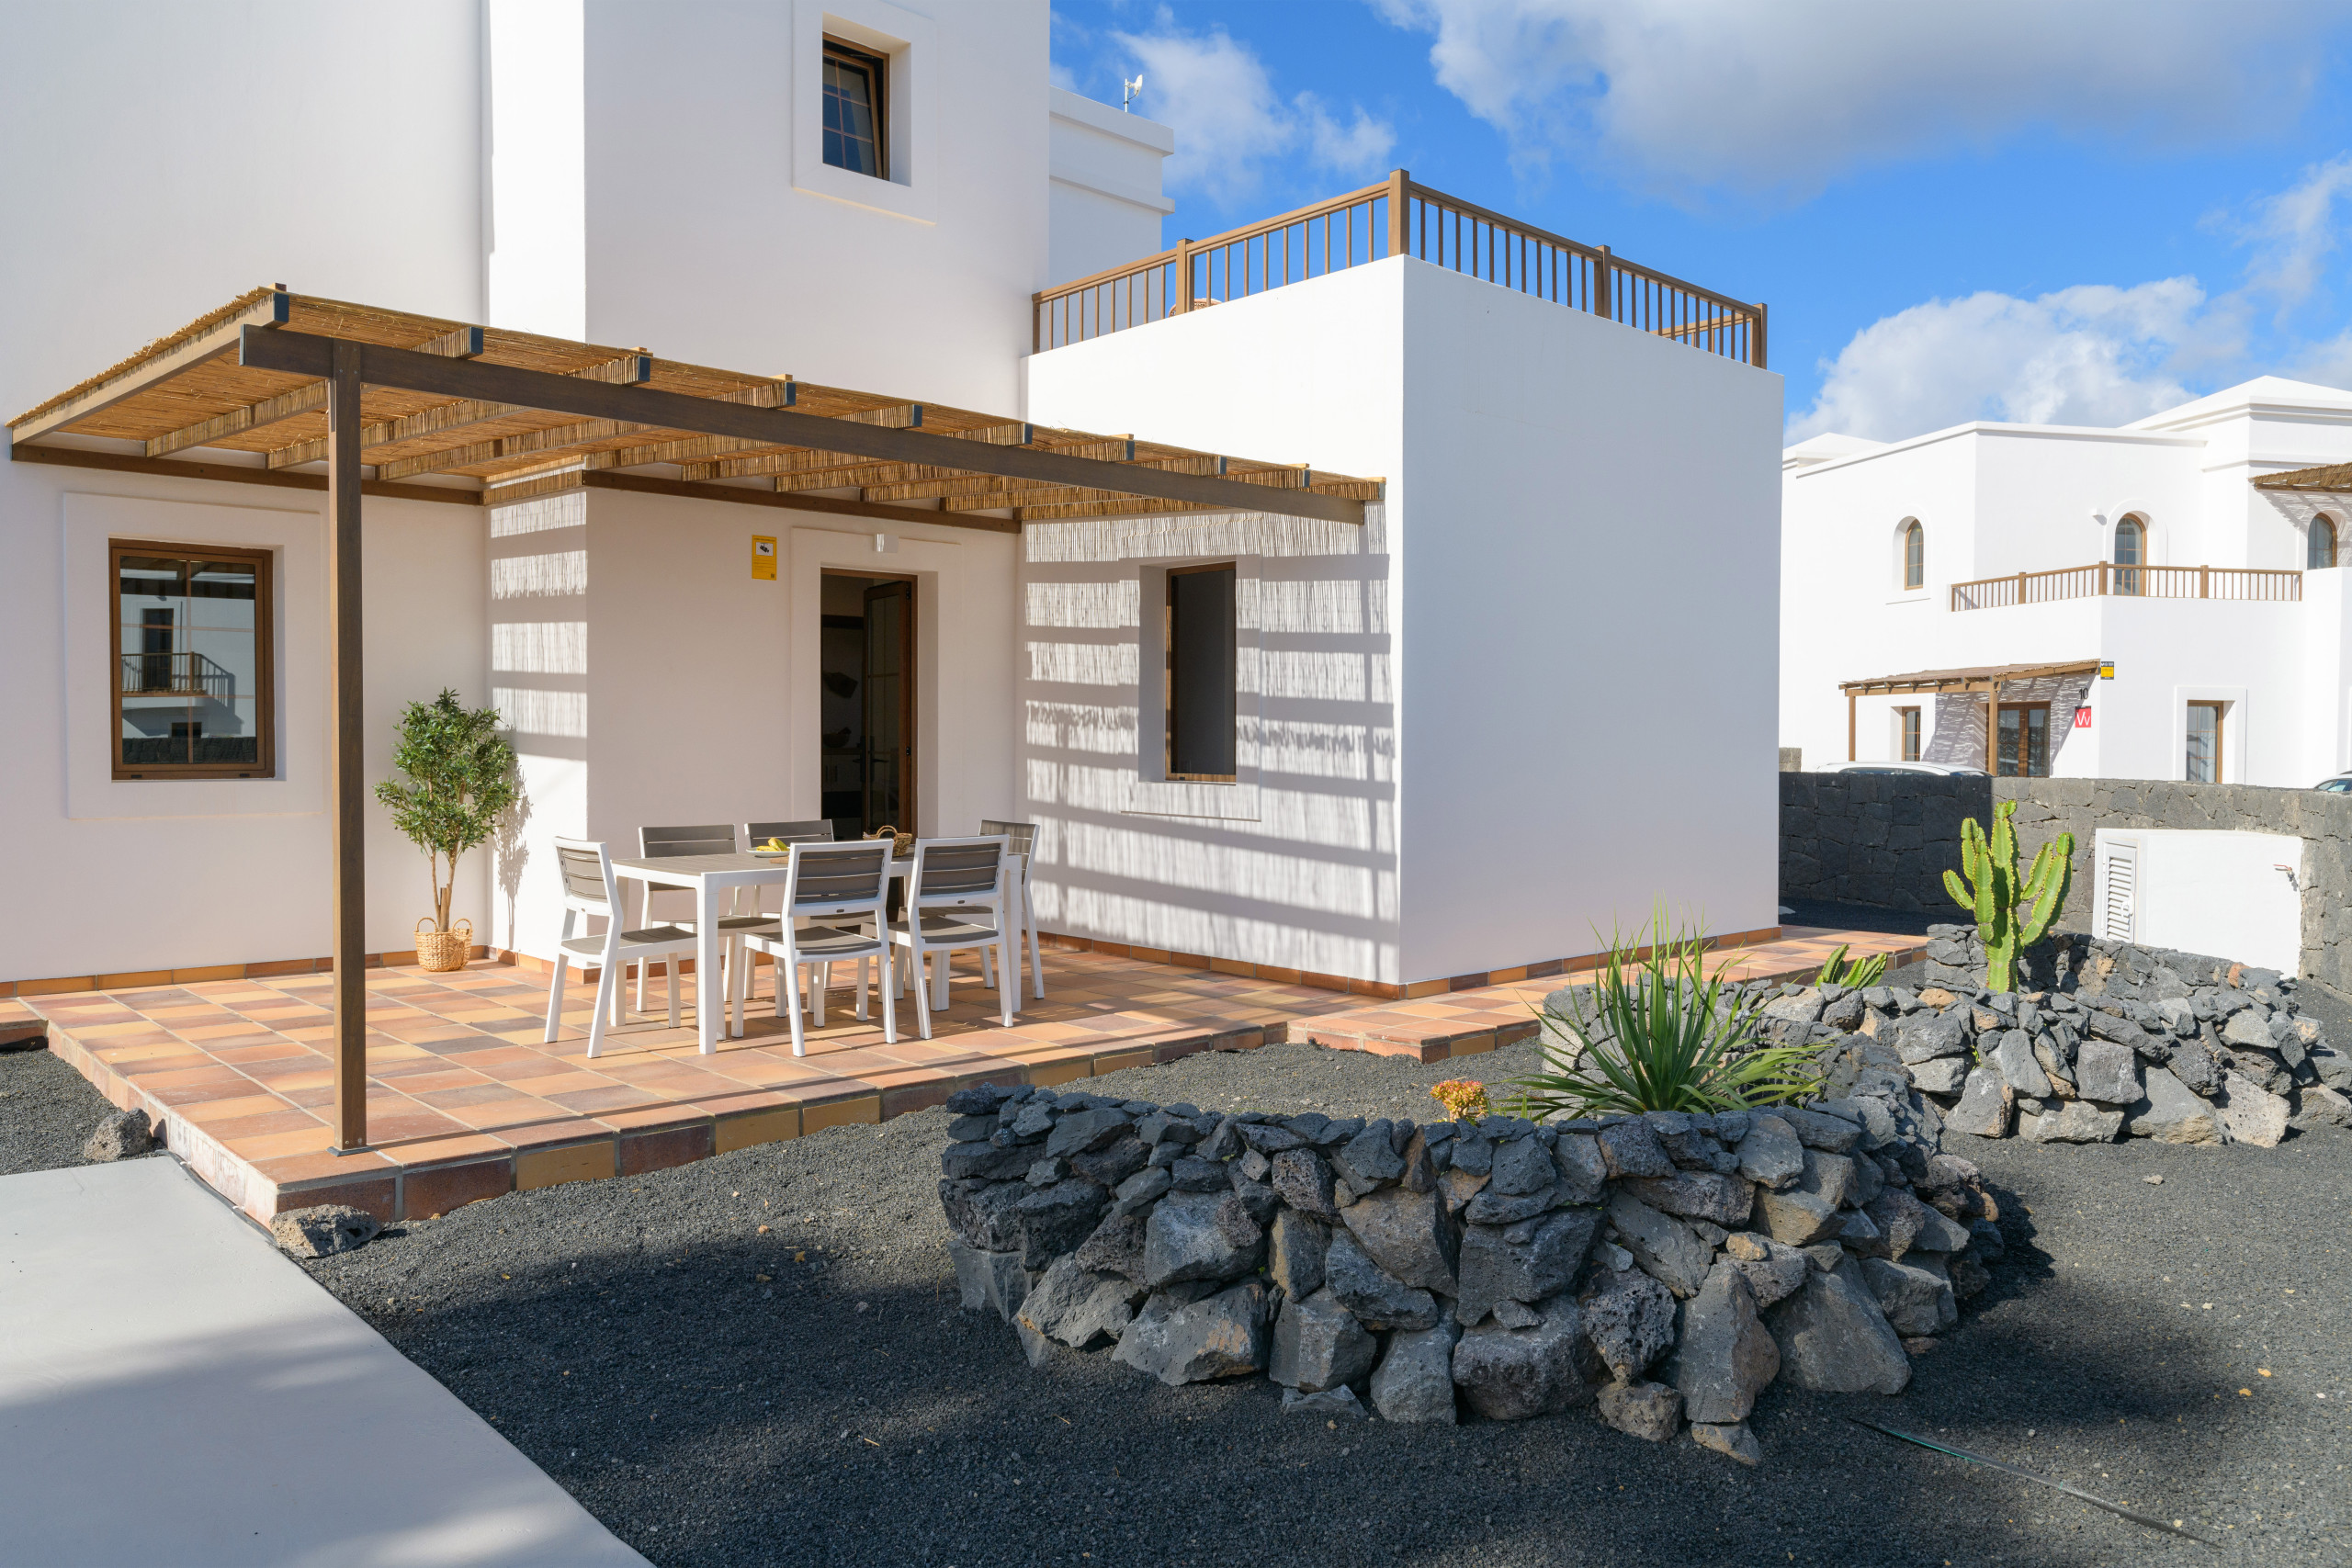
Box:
[1942,800,2074,993]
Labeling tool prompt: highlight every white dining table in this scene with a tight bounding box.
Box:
[608,850,914,1054]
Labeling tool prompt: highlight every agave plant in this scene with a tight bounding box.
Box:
[1815,942,1889,990]
[1509,911,1826,1119]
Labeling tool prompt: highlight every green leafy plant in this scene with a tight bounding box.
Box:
[375,690,519,933]
[1815,943,1889,989]
[1942,799,2074,994]
[1509,910,1826,1118]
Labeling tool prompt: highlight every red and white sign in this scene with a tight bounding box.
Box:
[2074,706,2093,728]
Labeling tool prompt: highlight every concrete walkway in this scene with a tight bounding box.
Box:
[0,1158,647,1568]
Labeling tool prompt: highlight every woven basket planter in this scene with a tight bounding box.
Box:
[415,916,472,974]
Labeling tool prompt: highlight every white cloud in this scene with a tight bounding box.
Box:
[1373,0,2324,201]
[1112,17,1396,206]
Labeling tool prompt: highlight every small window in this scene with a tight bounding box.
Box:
[2187,701,2222,784]
[1897,705,1921,762]
[111,539,274,779]
[1997,702,2050,777]
[2312,514,2339,570]
[1166,564,1237,782]
[822,39,887,179]
[2113,515,2145,595]
[1900,520,1924,590]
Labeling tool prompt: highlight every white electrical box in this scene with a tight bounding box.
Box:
[2091,829,2303,975]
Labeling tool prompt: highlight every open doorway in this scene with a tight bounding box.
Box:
[820,572,914,840]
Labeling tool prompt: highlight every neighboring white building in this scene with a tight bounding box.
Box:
[1781,377,2352,788]
[4,0,1779,998]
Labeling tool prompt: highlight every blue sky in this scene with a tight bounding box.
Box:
[1051,0,2352,444]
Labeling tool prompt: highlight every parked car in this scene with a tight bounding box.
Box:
[1815,761,1989,777]
[2314,773,2352,793]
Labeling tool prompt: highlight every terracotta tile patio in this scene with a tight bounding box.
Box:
[6,923,1926,1224]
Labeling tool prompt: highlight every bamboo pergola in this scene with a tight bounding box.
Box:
[1839,660,2103,773]
[10,288,1382,1153]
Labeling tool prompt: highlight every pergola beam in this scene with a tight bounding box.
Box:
[146,324,482,459]
[237,328,1370,525]
[268,349,649,469]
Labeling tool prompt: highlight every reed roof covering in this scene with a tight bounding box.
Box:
[1840,660,2103,694]
[8,288,1376,528]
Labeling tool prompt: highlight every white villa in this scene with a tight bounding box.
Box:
[1781,377,2352,788]
[4,1,1778,1035]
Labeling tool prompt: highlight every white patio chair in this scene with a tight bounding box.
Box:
[540,837,700,1060]
[979,818,1046,1000]
[636,822,778,1020]
[888,835,1017,1039]
[737,840,896,1056]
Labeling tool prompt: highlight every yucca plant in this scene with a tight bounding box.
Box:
[1815,943,1889,989]
[1509,910,1826,1119]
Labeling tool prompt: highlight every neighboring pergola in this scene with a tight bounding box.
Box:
[2253,462,2352,493]
[1839,660,2103,772]
[9,288,1381,1155]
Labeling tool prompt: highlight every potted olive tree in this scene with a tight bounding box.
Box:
[377,689,519,972]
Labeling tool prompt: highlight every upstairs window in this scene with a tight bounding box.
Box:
[1166,564,1238,782]
[112,540,274,779]
[2312,514,2339,570]
[2114,515,2146,595]
[822,39,887,179]
[1900,519,1924,590]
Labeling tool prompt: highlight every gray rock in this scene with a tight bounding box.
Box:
[1907,1057,1970,1096]
[1733,1113,1805,1190]
[1237,1148,1271,1183]
[1948,1066,2013,1138]
[941,1139,1036,1181]
[1196,1115,1243,1162]
[1438,1165,1490,1218]
[2020,1101,2124,1144]
[1280,1385,1369,1419]
[1112,1166,1171,1216]
[1459,1205,1600,1323]
[1113,1280,1272,1385]
[1487,1135,1555,1195]
[2215,1072,2291,1147]
[2073,1039,2142,1106]
[1269,1147,1339,1218]
[1268,1208,1329,1299]
[1595,1380,1683,1442]
[1136,1110,1202,1146]
[940,1178,1027,1252]
[1227,1171,1280,1226]
[1667,1260,1780,1424]
[1369,1314,1462,1424]
[1993,1030,2052,1099]
[1487,1298,1539,1328]
[1761,989,1826,1030]
[1766,1259,1911,1394]
[1452,1297,1592,1420]
[1777,1106,1864,1153]
[2121,1066,2220,1145]
[1341,1182,1459,1293]
[1331,1121,1406,1195]
[1323,1228,1440,1330]
[1721,1231,1811,1308]
[1237,1121,1307,1155]
[1549,1134,1608,1203]
[1009,1100,1054,1140]
[1018,1256,1147,1348]
[1752,1181,1841,1247]
[1578,1265,1678,1382]
[1897,1011,1970,1063]
[1606,1191,1712,1297]
[2222,1009,2277,1050]
[1141,1190,1265,1287]
[1620,1171,1755,1227]
[1169,1156,1227,1191]
[1270,1287,1378,1393]
[269,1203,378,1258]
[1464,1181,1560,1225]
[1595,1118,1676,1179]
[1013,1179,1112,1269]
[1690,1421,1763,1466]
[1046,1107,1133,1159]
[1858,1256,1957,1336]
[1073,1210,1149,1282]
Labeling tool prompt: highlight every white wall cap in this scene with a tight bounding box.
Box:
[1786,419,2201,481]
[1050,85,1176,152]
[2126,375,2352,433]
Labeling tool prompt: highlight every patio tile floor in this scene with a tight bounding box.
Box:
[13,923,1922,1224]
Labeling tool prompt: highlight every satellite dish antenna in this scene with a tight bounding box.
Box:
[1123,74,1144,112]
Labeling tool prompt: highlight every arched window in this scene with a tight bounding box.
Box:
[2312,514,2339,570]
[1901,519,1924,590]
[2114,515,2145,595]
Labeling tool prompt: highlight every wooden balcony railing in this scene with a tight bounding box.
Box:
[120,649,233,698]
[1950,562,2303,611]
[1033,169,1766,367]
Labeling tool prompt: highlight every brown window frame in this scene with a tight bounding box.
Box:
[1165,562,1238,784]
[1996,701,2051,778]
[2187,700,2223,784]
[1897,705,1921,762]
[1900,520,1924,591]
[2312,513,2339,570]
[821,37,888,181]
[109,538,276,780]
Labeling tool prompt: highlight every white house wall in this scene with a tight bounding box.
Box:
[1046,87,1175,286]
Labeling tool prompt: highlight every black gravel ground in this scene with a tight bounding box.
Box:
[0,1041,153,1176]
[281,1034,2352,1568]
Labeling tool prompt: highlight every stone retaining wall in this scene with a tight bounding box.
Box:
[938,1058,2007,1462]
[1779,773,2352,993]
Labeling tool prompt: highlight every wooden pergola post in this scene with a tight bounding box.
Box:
[1981,680,1998,777]
[327,339,368,1151]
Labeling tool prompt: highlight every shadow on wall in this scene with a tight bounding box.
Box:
[1781,773,2352,993]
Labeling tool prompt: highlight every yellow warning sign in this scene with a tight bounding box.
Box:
[752,535,777,580]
